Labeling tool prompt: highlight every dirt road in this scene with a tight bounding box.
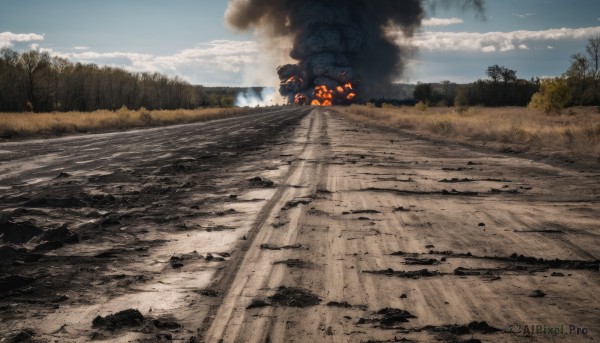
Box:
[1,108,599,342]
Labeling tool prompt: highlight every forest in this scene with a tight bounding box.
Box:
[0,48,251,113]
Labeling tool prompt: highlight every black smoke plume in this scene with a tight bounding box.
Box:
[226,0,485,106]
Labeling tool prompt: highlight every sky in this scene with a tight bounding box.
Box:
[1,0,600,86]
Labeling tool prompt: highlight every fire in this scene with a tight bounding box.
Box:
[294,93,307,105]
[313,85,334,106]
[302,82,357,106]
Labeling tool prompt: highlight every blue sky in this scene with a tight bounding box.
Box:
[1,0,600,86]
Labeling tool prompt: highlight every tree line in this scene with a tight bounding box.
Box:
[413,36,600,111]
[413,67,540,108]
[0,48,245,112]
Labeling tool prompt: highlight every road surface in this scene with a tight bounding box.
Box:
[0,107,599,342]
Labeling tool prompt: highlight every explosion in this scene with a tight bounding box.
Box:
[225,0,485,106]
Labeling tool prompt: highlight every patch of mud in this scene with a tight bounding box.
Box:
[424,251,600,271]
[326,301,354,308]
[364,268,442,279]
[514,229,564,234]
[281,198,312,210]
[0,275,36,293]
[248,287,321,309]
[350,210,382,214]
[273,259,313,269]
[364,188,478,197]
[23,193,117,208]
[357,308,417,328]
[398,321,501,338]
[259,243,303,250]
[439,178,475,183]
[404,257,440,265]
[0,220,43,244]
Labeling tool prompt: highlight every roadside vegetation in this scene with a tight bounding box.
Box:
[343,105,600,159]
[0,106,262,139]
[345,37,600,161]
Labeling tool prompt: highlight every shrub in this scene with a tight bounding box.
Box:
[116,105,131,127]
[139,107,152,125]
[528,78,571,114]
[454,88,469,114]
[415,101,428,112]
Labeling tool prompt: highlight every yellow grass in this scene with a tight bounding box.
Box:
[341,105,600,159]
[0,107,256,139]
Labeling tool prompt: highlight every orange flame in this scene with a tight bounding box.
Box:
[313,85,334,106]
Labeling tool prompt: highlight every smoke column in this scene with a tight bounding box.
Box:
[226,0,484,106]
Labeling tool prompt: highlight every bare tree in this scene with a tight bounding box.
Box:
[566,53,590,105]
[586,36,600,102]
[19,50,50,111]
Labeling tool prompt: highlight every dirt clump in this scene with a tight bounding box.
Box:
[92,309,144,331]
[260,243,303,250]
[273,259,313,269]
[364,268,442,279]
[249,177,275,188]
[281,198,312,210]
[357,308,417,328]
[268,287,321,307]
[248,287,321,309]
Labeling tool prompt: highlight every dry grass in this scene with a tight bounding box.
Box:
[0,107,258,139]
[341,105,600,159]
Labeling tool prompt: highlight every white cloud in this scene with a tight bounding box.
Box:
[481,45,496,53]
[514,13,534,19]
[519,44,529,50]
[396,26,600,53]
[547,45,554,49]
[73,46,90,51]
[422,17,464,27]
[54,40,260,86]
[0,32,44,48]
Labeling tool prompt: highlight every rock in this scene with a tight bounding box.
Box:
[170,256,184,269]
[92,309,144,330]
[248,177,275,188]
[528,290,546,298]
